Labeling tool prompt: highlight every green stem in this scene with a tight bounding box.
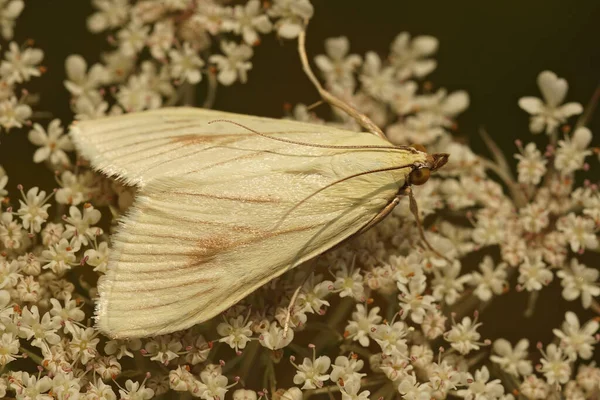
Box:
[20,347,43,365]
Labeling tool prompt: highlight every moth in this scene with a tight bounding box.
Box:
[70,106,448,338]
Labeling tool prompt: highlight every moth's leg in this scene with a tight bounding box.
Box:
[283,259,318,338]
[356,196,402,236]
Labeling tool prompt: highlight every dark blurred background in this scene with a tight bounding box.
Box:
[1,1,599,344]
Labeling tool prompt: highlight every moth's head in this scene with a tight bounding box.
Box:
[407,144,450,186]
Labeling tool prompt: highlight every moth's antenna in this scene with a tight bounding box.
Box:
[276,163,415,228]
[207,119,417,153]
[406,187,452,263]
[298,28,386,140]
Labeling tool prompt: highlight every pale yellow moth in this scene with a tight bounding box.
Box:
[70,106,448,338]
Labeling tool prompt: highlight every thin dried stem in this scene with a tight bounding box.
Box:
[575,82,600,129]
[297,28,386,139]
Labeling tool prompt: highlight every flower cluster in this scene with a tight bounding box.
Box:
[0,1,598,400]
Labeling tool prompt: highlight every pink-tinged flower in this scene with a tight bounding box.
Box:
[10,372,52,399]
[515,142,547,185]
[518,70,583,134]
[519,375,549,399]
[118,379,154,400]
[217,314,253,353]
[63,204,103,247]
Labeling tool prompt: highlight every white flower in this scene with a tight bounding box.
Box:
[118,379,154,400]
[51,371,81,400]
[0,256,21,289]
[428,360,461,395]
[341,378,370,400]
[0,173,7,203]
[432,261,470,305]
[194,366,230,400]
[0,332,19,366]
[223,0,272,45]
[63,204,103,246]
[87,0,130,32]
[49,293,85,332]
[169,42,204,84]
[104,338,142,360]
[515,142,547,185]
[555,127,593,174]
[557,259,600,309]
[10,372,52,399]
[85,241,110,273]
[258,321,293,350]
[292,354,331,389]
[209,41,253,86]
[469,256,508,301]
[41,238,80,275]
[490,339,533,377]
[519,202,549,233]
[552,311,598,360]
[183,332,211,365]
[0,0,24,40]
[268,0,313,39]
[421,309,447,339]
[0,96,31,130]
[144,335,182,364]
[147,19,174,59]
[56,170,95,205]
[68,325,100,365]
[333,260,365,301]
[233,389,257,400]
[345,304,381,347]
[360,52,396,102]
[519,375,549,399]
[86,379,117,400]
[518,254,553,291]
[539,343,571,385]
[330,355,366,385]
[0,212,24,249]
[0,41,44,84]
[456,366,505,400]
[557,213,598,252]
[280,387,302,400]
[117,19,149,56]
[18,305,61,349]
[28,119,74,166]
[314,36,362,93]
[64,54,109,100]
[17,186,51,233]
[397,274,436,324]
[371,321,408,355]
[397,372,432,400]
[445,315,483,355]
[217,314,253,353]
[519,70,583,134]
[389,32,438,80]
[416,88,469,127]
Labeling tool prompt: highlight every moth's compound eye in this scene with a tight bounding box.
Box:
[410,143,427,153]
[409,167,430,185]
